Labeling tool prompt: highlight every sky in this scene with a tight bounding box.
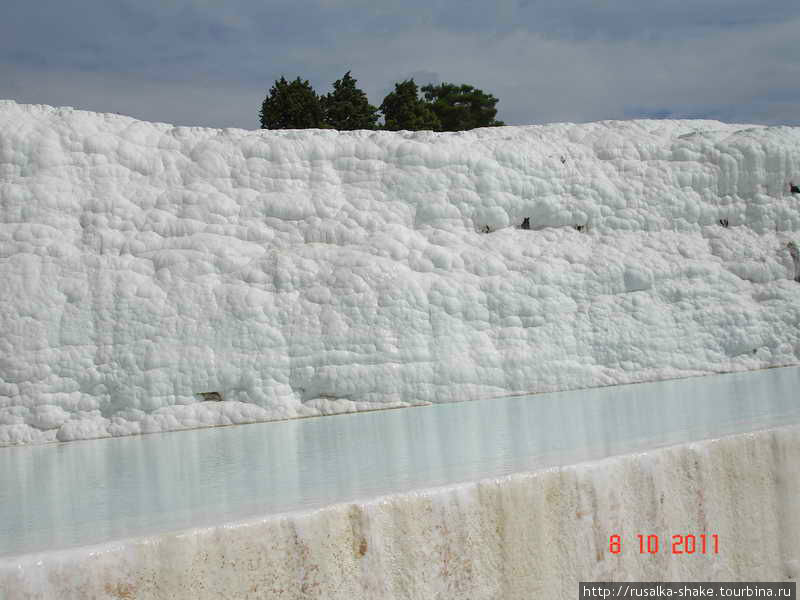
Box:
[3,0,800,130]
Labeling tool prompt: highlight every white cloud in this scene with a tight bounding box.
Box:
[2,1,800,128]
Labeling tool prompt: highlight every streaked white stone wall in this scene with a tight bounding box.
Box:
[3,425,797,599]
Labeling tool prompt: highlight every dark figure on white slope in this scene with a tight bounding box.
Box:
[788,241,800,282]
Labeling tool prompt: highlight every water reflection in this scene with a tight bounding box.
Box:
[1,366,798,557]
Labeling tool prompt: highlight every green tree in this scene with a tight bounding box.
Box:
[321,71,379,130]
[420,83,505,131]
[379,79,440,131]
[260,76,325,129]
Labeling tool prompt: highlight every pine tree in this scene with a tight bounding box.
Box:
[259,76,325,129]
[321,71,379,130]
[421,83,504,131]
[379,79,440,131]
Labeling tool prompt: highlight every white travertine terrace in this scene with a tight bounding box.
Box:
[2,425,798,598]
[1,101,799,445]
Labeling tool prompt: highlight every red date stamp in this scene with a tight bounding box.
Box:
[609,534,719,555]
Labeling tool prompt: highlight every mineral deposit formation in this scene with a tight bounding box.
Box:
[1,101,799,445]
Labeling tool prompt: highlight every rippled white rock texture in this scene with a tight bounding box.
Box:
[2,425,798,599]
[1,101,799,445]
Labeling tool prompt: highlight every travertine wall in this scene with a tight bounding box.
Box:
[3,425,797,599]
[2,101,800,445]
